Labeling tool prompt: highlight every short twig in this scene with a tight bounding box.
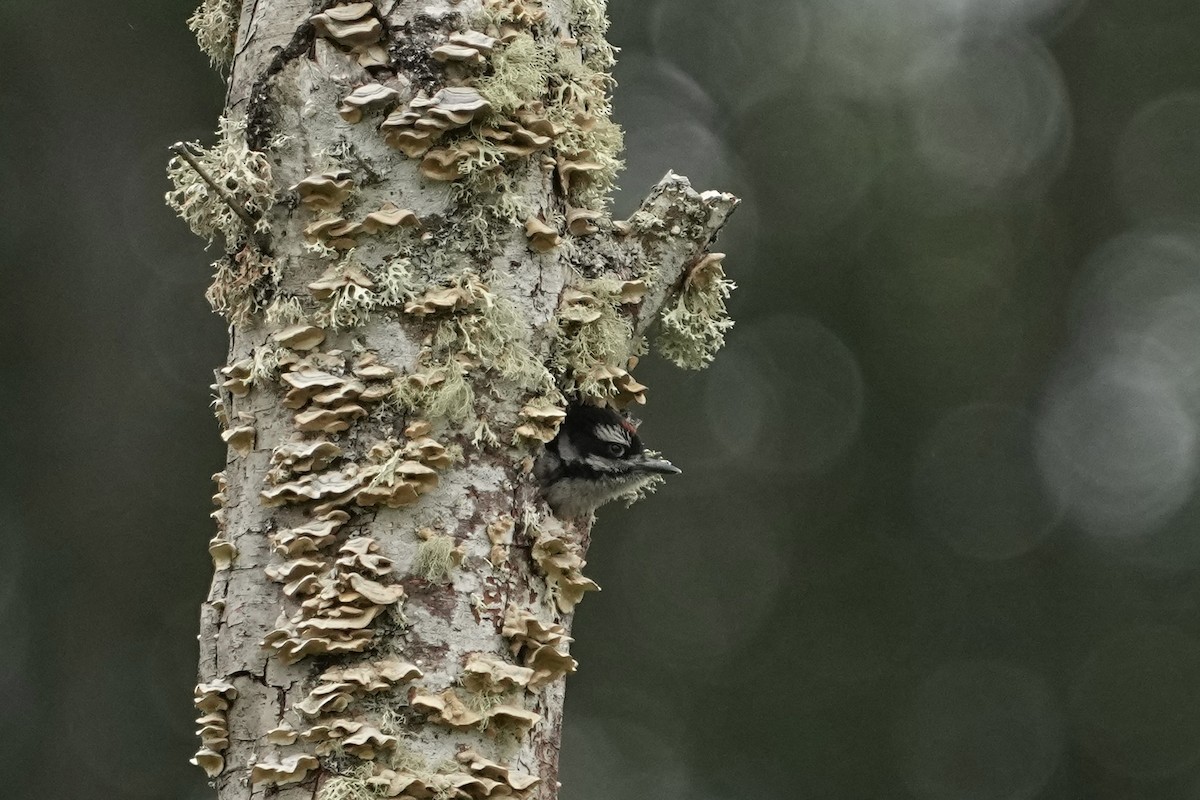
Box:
[169,141,260,229]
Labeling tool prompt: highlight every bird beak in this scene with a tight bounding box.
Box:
[637,456,682,475]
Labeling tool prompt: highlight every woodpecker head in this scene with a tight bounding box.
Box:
[534,404,681,518]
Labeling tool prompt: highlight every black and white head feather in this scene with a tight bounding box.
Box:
[535,404,680,518]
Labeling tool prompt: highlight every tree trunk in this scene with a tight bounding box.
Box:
[169,1,737,798]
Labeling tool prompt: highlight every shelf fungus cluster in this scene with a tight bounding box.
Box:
[275,350,397,435]
[410,688,542,735]
[190,680,237,778]
[310,2,388,68]
[554,283,650,406]
[514,398,567,443]
[530,518,599,613]
[367,750,540,800]
[261,534,407,663]
[502,606,579,690]
[208,471,236,570]
[250,657,426,764]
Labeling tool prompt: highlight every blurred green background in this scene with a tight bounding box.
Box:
[4,0,1200,797]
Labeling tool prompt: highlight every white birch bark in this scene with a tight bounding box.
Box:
[170,1,738,799]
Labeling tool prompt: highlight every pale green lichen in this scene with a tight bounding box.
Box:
[166,115,273,247]
[264,295,306,326]
[449,177,533,252]
[369,258,417,308]
[388,357,477,424]
[570,0,618,71]
[316,254,415,331]
[551,280,638,399]
[414,534,458,582]
[205,247,278,325]
[433,294,554,393]
[475,34,556,116]
[188,0,242,69]
[317,763,376,800]
[656,255,736,369]
[249,345,282,384]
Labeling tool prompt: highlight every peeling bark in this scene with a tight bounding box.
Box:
[173,1,737,799]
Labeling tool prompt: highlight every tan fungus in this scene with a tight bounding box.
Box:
[524,216,560,252]
[338,83,401,123]
[272,323,326,351]
[290,170,354,212]
[249,753,320,786]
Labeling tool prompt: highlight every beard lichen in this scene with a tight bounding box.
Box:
[413,533,461,582]
[474,33,557,116]
[264,294,307,326]
[316,762,376,800]
[314,253,417,330]
[389,355,477,424]
[551,279,641,401]
[388,272,555,426]
[205,246,278,325]
[655,253,736,369]
[166,115,273,247]
[188,0,242,69]
[431,294,554,394]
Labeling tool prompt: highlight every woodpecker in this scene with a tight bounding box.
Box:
[534,404,681,518]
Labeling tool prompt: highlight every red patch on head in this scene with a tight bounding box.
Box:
[619,417,639,436]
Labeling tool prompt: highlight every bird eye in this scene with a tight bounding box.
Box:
[606,443,626,458]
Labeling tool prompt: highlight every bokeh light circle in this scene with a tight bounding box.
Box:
[704,314,864,475]
[1117,91,1200,224]
[906,34,1071,199]
[913,404,1061,560]
[1036,364,1198,541]
[898,660,1063,800]
[648,0,813,107]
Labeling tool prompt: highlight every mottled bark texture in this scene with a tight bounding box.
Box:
[169,1,737,798]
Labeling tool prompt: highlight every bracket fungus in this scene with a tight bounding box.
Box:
[483,0,547,28]
[208,535,238,570]
[481,118,555,159]
[250,753,321,786]
[360,203,420,234]
[291,170,354,212]
[566,206,602,236]
[462,654,535,693]
[272,511,351,557]
[412,688,543,736]
[266,721,299,746]
[531,525,600,613]
[457,750,540,793]
[432,31,498,66]
[380,88,492,158]
[260,537,406,664]
[338,83,402,123]
[501,606,578,689]
[486,515,516,563]
[272,323,327,351]
[411,688,484,728]
[515,398,567,443]
[310,1,386,67]
[220,422,256,455]
[219,357,254,397]
[555,150,605,194]
[524,216,560,251]
[190,680,237,777]
[271,440,342,474]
